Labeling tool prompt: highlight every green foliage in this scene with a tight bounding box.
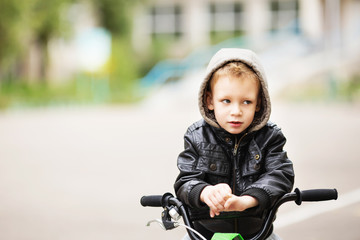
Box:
[210,31,245,45]
[0,76,143,109]
[279,73,360,103]
[0,0,74,80]
[0,81,78,109]
[0,0,28,72]
[338,74,360,102]
[0,0,147,109]
[101,36,141,103]
[0,34,144,109]
[90,0,139,36]
[30,0,75,44]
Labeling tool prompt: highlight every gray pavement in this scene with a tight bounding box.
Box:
[0,100,359,240]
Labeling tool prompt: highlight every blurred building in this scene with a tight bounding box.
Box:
[132,0,360,57]
[132,0,360,100]
[47,0,360,85]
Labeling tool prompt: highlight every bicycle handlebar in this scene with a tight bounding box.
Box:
[141,188,338,240]
[140,195,163,207]
[295,188,337,204]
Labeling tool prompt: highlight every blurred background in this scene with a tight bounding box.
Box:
[0,0,359,239]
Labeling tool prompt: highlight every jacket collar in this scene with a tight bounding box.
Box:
[210,124,253,147]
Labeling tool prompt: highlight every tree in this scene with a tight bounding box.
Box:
[0,0,28,80]
[0,0,74,82]
[25,0,74,82]
[89,0,142,96]
[90,0,135,36]
[0,0,142,86]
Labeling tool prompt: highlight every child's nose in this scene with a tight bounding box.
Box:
[231,104,242,115]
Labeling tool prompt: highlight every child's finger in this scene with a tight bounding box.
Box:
[208,194,225,211]
[209,208,220,218]
[223,193,233,201]
[217,184,232,196]
[224,196,236,209]
[208,198,225,212]
[206,192,225,210]
[210,209,215,218]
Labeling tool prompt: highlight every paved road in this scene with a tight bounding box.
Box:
[0,100,359,240]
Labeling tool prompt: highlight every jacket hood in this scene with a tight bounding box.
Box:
[198,48,271,133]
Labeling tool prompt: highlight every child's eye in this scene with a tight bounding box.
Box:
[243,100,252,105]
[222,99,230,104]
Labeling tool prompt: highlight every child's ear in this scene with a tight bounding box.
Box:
[206,91,214,111]
[256,97,261,112]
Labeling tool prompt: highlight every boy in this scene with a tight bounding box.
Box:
[174,48,294,240]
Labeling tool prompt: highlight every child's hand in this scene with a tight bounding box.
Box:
[200,183,232,218]
[224,195,259,212]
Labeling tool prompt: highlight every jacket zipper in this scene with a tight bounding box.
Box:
[233,140,239,156]
[232,133,247,234]
[233,133,247,156]
[232,133,248,191]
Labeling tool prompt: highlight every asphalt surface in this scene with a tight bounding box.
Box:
[0,100,359,240]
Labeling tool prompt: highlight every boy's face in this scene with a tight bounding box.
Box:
[206,74,260,135]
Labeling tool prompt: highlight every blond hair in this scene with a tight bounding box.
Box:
[208,61,260,92]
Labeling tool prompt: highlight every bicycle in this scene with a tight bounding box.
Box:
[140,188,338,240]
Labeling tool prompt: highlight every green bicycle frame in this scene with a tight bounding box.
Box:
[211,233,244,240]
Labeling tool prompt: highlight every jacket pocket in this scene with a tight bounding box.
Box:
[242,140,263,177]
[196,143,230,177]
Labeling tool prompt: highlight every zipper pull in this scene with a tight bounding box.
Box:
[233,133,248,156]
[233,137,239,156]
[233,143,239,156]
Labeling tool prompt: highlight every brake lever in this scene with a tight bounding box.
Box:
[146,219,167,230]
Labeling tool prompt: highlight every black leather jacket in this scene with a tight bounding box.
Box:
[174,119,294,239]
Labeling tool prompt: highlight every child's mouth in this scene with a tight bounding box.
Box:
[229,121,242,126]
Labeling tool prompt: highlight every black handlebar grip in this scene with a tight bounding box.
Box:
[140,195,163,207]
[296,188,338,205]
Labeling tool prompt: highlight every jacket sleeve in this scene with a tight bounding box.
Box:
[242,126,295,211]
[174,129,210,209]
